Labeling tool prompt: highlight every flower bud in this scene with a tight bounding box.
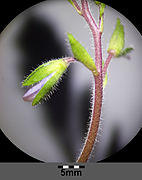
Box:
[22,59,68,106]
[107,18,124,56]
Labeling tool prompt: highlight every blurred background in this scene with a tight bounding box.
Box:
[0,0,142,162]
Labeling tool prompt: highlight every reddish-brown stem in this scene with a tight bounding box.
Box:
[72,0,81,12]
[102,53,113,79]
[99,16,101,29]
[94,31,102,72]
[77,0,103,162]
[81,0,98,33]
[98,6,101,28]
[81,0,102,71]
[64,57,76,64]
[77,74,103,162]
[99,14,104,33]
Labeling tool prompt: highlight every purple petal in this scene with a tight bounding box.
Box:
[23,72,55,102]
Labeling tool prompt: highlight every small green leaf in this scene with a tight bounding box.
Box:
[22,59,68,86]
[95,1,101,6]
[94,1,105,17]
[94,1,105,33]
[68,0,73,5]
[102,60,108,88]
[67,33,98,75]
[100,16,104,33]
[99,3,105,17]
[117,47,133,57]
[107,18,124,56]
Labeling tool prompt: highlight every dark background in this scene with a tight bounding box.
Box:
[0,0,142,162]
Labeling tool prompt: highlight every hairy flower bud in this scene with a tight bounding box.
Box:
[22,59,68,106]
[107,18,124,56]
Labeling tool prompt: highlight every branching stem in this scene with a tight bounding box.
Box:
[81,0,102,71]
[102,53,113,79]
[77,0,103,162]
[72,0,81,12]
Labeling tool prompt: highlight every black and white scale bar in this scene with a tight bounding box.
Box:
[58,165,85,169]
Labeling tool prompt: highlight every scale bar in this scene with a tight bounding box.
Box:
[58,165,85,169]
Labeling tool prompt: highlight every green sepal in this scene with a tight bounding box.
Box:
[116,47,133,57]
[67,33,98,75]
[32,70,64,106]
[22,59,68,86]
[107,18,124,56]
[102,60,108,88]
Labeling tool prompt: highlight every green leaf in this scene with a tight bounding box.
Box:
[107,18,124,56]
[67,33,98,75]
[68,0,74,5]
[117,47,133,57]
[99,3,105,17]
[94,1,105,33]
[102,60,108,88]
[100,16,104,33]
[95,1,101,6]
[22,59,68,86]
[94,1,105,17]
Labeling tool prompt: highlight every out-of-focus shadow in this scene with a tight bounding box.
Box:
[15,14,67,75]
[15,13,75,161]
[101,128,142,162]
[104,125,120,158]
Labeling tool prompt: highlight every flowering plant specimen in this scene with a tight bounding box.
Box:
[22,0,133,162]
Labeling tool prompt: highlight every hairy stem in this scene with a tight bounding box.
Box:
[81,0,102,71]
[81,0,98,31]
[72,0,81,12]
[102,53,113,79]
[77,0,103,162]
[77,74,103,162]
